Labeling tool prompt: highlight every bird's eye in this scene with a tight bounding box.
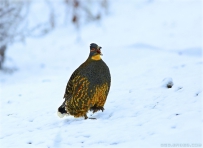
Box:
[91,48,95,52]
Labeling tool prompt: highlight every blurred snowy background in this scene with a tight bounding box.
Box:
[0,0,202,147]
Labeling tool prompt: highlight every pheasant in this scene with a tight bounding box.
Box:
[57,43,111,119]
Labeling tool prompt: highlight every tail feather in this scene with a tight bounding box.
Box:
[57,100,69,118]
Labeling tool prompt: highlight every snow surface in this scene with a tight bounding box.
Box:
[0,0,203,147]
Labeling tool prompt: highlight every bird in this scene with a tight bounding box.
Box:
[57,43,111,119]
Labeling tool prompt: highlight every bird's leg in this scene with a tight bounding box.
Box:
[84,114,88,120]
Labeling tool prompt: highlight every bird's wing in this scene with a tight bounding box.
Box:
[63,60,88,100]
[63,70,78,100]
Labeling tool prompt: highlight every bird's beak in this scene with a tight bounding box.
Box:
[97,46,103,55]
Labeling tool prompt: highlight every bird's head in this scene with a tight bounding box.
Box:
[89,43,102,60]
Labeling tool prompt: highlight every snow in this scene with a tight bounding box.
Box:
[0,0,203,147]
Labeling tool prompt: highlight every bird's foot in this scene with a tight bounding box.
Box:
[88,117,97,120]
[90,106,104,113]
[84,114,96,120]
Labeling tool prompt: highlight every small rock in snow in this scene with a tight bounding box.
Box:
[162,77,174,88]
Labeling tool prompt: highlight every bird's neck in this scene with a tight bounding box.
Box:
[91,55,101,60]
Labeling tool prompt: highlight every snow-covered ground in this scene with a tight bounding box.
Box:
[0,0,202,147]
